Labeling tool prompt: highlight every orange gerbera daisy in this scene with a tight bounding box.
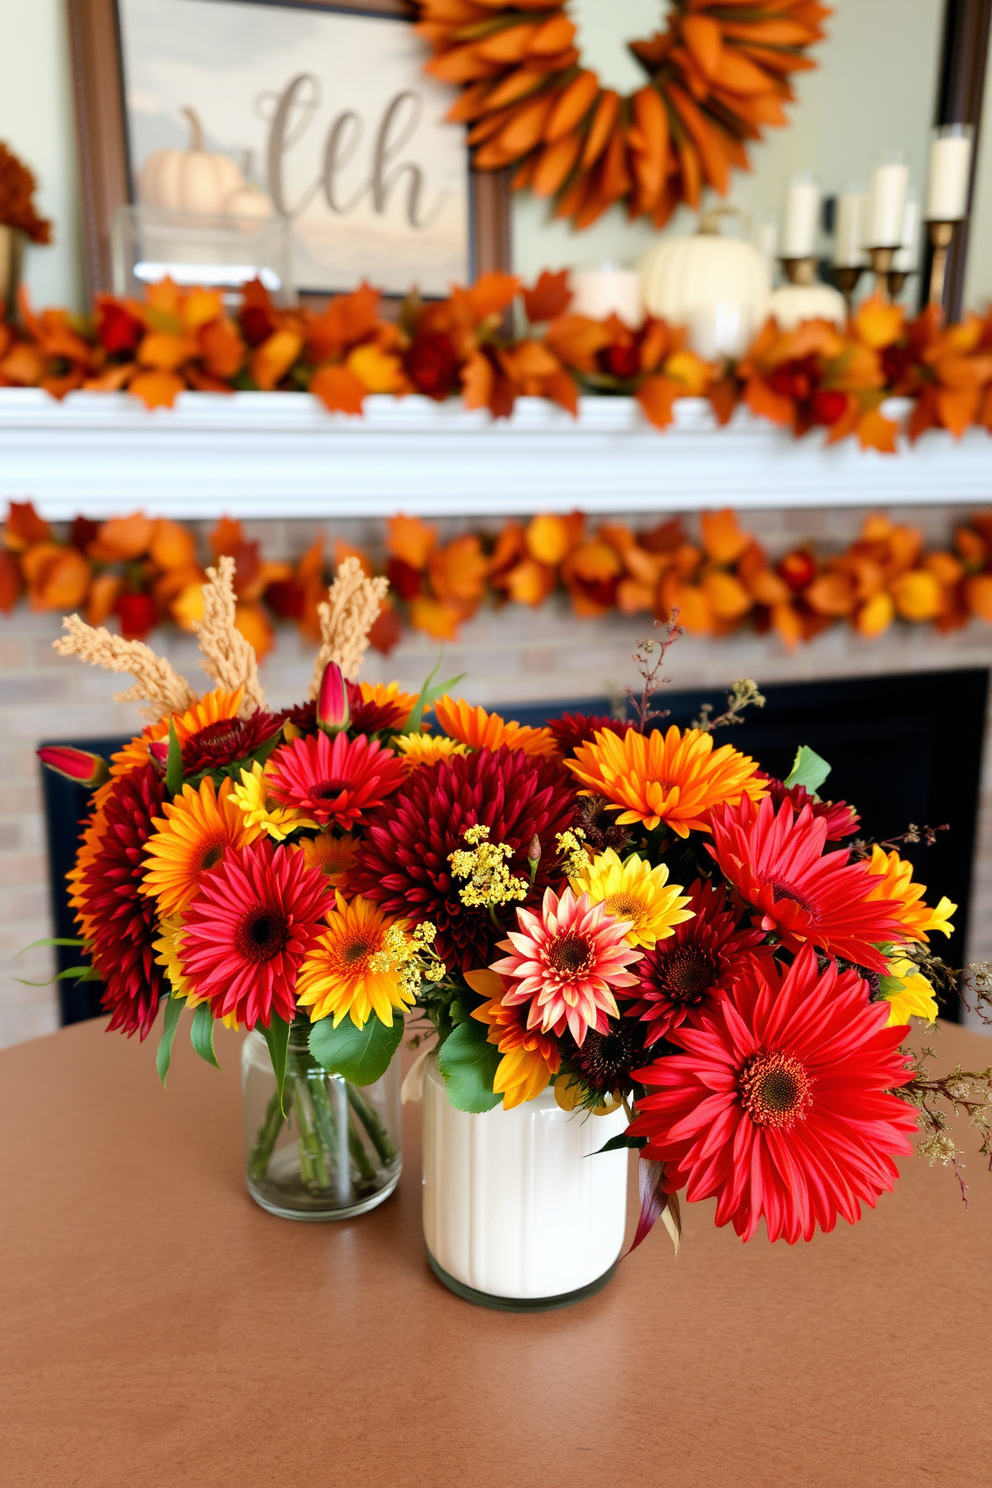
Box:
[296,832,359,889]
[567,726,767,837]
[433,696,559,758]
[357,680,420,730]
[140,775,262,916]
[466,968,561,1110]
[295,893,415,1028]
[95,687,247,805]
[393,732,469,770]
[863,845,957,942]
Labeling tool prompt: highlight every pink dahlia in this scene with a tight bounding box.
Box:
[626,877,768,1046]
[180,835,333,1028]
[631,944,918,1242]
[492,886,643,1046]
[350,746,576,972]
[708,794,904,973]
[265,729,406,831]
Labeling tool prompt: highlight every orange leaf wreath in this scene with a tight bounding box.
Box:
[414,0,830,227]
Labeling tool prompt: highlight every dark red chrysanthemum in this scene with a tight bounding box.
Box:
[758,774,860,840]
[266,729,407,829]
[559,1014,651,1104]
[630,944,918,1243]
[180,835,333,1028]
[708,795,905,973]
[625,878,769,1045]
[178,710,281,774]
[277,700,317,736]
[548,713,636,757]
[75,765,167,1039]
[346,683,410,735]
[574,792,635,854]
[351,746,576,972]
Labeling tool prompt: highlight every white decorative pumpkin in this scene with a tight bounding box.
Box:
[640,210,771,359]
[138,108,244,216]
[222,180,274,230]
[768,282,846,331]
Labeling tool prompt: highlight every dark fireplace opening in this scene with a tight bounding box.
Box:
[41,668,988,1027]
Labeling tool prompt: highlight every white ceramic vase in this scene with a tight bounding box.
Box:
[421,1055,629,1311]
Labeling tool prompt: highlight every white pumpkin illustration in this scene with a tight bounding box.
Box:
[138,107,244,215]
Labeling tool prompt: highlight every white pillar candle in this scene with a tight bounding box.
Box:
[781,175,820,258]
[867,160,909,248]
[834,192,867,267]
[926,129,973,221]
[893,195,920,271]
[569,265,643,325]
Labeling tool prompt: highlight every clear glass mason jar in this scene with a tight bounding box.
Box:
[422,1054,629,1311]
[241,1023,401,1221]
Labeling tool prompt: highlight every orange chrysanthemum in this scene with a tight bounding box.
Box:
[466,968,561,1110]
[434,695,558,758]
[296,832,358,890]
[67,800,110,940]
[567,725,767,837]
[140,775,262,916]
[94,687,247,806]
[863,845,957,942]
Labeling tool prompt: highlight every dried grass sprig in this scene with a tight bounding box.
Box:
[310,558,389,693]
[193,557,265,715]
[53,615,198,719]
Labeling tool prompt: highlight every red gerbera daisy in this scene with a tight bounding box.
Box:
[630,944,918,1243]
[758,775,860,840]
[265,730,406,831]
[625,878,769,1046]
[350,746,576,972]
[74,764,168,1039]
[180,835,333,1028]
[708,795,905,973]
[547,713,637,757]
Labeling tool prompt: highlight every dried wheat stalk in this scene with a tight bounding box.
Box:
[193,557,265,715]
[309,557,389,694]
[53,616,199,719]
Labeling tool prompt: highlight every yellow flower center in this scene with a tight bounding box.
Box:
[604,891,645,927]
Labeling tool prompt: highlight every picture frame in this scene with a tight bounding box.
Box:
[67,0,511,305]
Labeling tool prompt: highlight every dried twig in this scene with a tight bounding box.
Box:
[310,558,389,693]
[693,678,766,733]
[193,557,264,716]
[53,615,198,719]
[625,613,683,731]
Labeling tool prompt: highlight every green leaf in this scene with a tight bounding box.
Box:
[594,1133,648,1156]
[190,1001,220,1069]
[16,938,86,956]
[166,718,185,798]
[263,1015,292,1113]
[437,1017,502,1113]
[309,1012,404,1087]
[14,964,99,987]
[405,654,466,735]
[784,744,832,795]
[156,996,185,1087]
[247,726,284,770]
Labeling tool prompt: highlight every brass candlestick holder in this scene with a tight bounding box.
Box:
[927,221,956,308]
[868,245,897,304]
[832,264,864,315]
[780,257,817,286]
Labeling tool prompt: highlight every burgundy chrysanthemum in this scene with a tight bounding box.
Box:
[151,711,282,774]
[574,792,635,854]
[351,746,577,972]
[548,712,636,757]
[630,944,918,1243]
[76,765,167,1039]
[758,774,860,840]
[266,730,407,830]
[560,1014,651,1103]
[625,878,769,1045]
[277,700,317,736]
[180,835,333,1028]
[347,683,411,735]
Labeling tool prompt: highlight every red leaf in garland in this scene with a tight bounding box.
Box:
[522,269,572,324]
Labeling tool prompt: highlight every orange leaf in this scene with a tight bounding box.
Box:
[90,513,155,562]
[29,547,91,611]
[85,572,122,627]
[129,371,185,409]
[637,375,678,430]
[856,408,899,453]
[935,386,980,437]
[522,270,572,323]
[468,272,520,322]
[387,515,436,570]
[250,330,303,391]
[461,348,495,411]
[771,601,803,650]
[368,598,403,655]
[234,601,274,661]
[965,573,992,622]
[700,509,750,565]
[0,342,45,385]
[137,332,195,371]
[409,595,463,641]
[309,365,367,416]
[198,316,245,380]
[346,343,405,393]
[805,571,857,616]
[543,315,612,373]
[429,533,488,606]
[855,591,895,637]
[854,296,904,350]
[505,557,557,607]
[334,539,374,578]
[566,540,622,583]
[526,513,573,566]
[0,549,22,612]
[149,518,197,571]
[701,570,752,620]
[890,569,944,622]
[3,500,51,553]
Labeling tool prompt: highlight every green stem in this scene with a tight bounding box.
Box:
[347,1115,377,1183]
[248,1090,285,1181]
[293,1077,330,1190]
[346,1083,398,1167]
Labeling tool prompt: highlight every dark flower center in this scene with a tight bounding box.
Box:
[653,943,719,1004]
[235,905,289,963]
[766,877,817,917]
[344,937,375,965]
[568,1018,648,1096]
[739,1052,812,1128]
[547,932,592,978]
[200,842,225,871]
[576,794,632,854]
[193,719,245,750]
[313,778,351,800]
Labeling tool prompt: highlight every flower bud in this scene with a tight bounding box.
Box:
[148,739,169,770]
[527,833,541,884]
[37,745,110,790]
[316,660,350,737]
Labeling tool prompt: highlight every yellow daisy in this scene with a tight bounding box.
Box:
[153,915,238,1028]
[878,955,939,1027]
[393,733,469,770]
[296,893,416,1028]
[296,832,359,890]
[141,776,262,916]
[231,761,317,840]
[569,848,694,948]
[864,845,957,943]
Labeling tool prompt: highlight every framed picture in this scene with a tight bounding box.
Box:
[67,0,510,304]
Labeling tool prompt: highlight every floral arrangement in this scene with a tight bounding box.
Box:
[415,1,827,229]
[6,499,992,654]
[37,569,992,1246]
[0,142,52,245]
[3,275,992,448]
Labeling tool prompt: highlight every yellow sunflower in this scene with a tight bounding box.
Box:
[141,776,262,916]
[393,733,469,770]
[231,761,317,840]
[864,845,957,942]
[296,832,359,890]
[296,893,416,1028]
[433,695,559,758]
[569,848,694,948]
[567,725,767,836]
[878,955,939,1027]
[153,915,238,1028]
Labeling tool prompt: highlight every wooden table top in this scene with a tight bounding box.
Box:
[2,1017,990,1488]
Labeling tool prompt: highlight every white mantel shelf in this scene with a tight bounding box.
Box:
[2,388,991,520]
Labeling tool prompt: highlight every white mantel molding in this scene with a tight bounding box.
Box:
[1,388,991,520]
